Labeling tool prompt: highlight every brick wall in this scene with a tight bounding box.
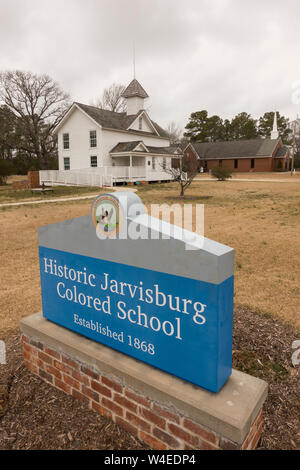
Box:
[22,333,263,450]
[27,171,40,188]
[12,180,30,190]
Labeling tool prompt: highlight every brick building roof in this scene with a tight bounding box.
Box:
[188,139,286,160]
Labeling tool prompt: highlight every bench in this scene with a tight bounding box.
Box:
[30,187,54,195]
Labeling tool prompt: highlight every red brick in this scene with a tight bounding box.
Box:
[115,417,138,436]
[39,368,53,383]
[248,423,262,450]
[140,431,167,450]
[63,374,80,390]
[55,378,70,394]
[80,365,99,380]
[62,355,79,370]
[44,347,61,360]
[82,385,99,403]
[125,389,150,408]
[91,380,112,398]
[91,401,112,419]
[24,360,38,375]
[167,423,198,447]
[38,351,52,365]
[102,397,123,417]
[31,356,44,369]
[114,393,137,414]
[199,439,218,450]
[53,359,73,375]
[152,404,180,424]
[72,388,89,404]
[23,343,38,356]
[72,370,90,386]
[140,407,166,430]
[101,376,123,393]
[23,351,31,361]
[183,418,217,444]
[126,411,151,433]
[153,427,181,448]
[45,365,62,380]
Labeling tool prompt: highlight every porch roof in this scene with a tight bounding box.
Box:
[110,141,183,157]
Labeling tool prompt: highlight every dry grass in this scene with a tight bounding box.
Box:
[196,171,300,181]
[0,179,299,337]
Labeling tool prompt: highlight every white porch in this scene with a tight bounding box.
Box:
[39,165,174,188]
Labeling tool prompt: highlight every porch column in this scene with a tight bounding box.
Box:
[129,155,132,181]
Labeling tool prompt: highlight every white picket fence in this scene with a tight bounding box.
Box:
[39,166,173,187]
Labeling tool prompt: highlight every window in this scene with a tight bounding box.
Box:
[63,133,69,149]
[234,159,238,169]
[90,130,97,148]
[251,159,255,169]
[219,160,222,167]
[152,157,156,170]
[162,157,167,170]
[138,116,143,130]
[90,156,97,167]
[64,157,70,170]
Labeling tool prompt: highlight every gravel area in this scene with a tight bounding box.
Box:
[0,306,299,450]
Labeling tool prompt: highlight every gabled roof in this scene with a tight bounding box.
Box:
[121,79,149,99]
[110,141,147,153]
[110,141,183,156]
[54,102,169,139]
[188,139,281,160]
[274,145,289,158]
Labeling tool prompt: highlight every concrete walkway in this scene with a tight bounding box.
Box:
[0,186,137,208]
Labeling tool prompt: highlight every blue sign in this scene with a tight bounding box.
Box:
[39,244,234,393]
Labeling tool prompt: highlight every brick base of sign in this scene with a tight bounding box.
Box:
[20,314,268,451]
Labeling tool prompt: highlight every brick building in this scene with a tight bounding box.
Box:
[184,138,290,172]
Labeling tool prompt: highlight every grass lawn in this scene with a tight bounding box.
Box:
[0,178,299,337]
[0,183,101,204]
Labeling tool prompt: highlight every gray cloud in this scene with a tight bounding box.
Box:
[1,0,300,131]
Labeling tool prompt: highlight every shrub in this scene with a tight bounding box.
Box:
[211,166,232,181]
[0,158,14,185]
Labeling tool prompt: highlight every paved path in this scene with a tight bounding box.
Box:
[0,186,137,208]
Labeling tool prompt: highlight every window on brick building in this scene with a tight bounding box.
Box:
[219,160,222,167]
[251,159,255,169]
[234,159,238,169]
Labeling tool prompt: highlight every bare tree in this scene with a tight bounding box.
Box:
[94,83,126,112]
[162,151,198,197]
[166,121,182,144]
[0,70,70,169]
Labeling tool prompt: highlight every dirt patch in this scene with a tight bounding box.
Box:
[0,306,299,450]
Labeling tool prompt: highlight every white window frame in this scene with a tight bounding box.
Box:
[64,157,70,170]
[152,157,156,170]
[63,133,70,150]
[90,130,97,148]
[90,155,98,167]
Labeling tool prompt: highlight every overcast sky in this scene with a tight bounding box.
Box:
[1,0,300,131]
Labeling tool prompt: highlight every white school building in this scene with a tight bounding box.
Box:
[40,79,182,187]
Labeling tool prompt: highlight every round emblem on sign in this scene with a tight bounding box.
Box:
[91,194,122,237]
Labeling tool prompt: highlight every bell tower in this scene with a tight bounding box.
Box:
[121,79,149,115]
